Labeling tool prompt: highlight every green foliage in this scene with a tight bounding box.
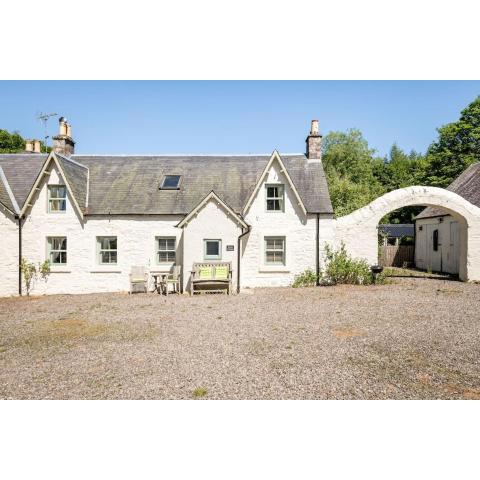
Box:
[323,129,385,216]
[0,129,25,153]
[20,258,51,295]
[292,268,318,288]
[20,258,37,296]
[0,129,50,153]
[39,260,51,280]
[322,244,372,285]
[193,387,207,398]
[424,96,480,187]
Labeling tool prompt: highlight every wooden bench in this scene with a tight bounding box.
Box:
[190,262,232,295]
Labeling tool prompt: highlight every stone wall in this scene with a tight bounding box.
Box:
[0,206,19,296]
[334,186,480,281]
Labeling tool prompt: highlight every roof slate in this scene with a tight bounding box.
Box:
[72,154,333,215]
[416,162,480,219]
[55,154,89,211]
[378,224,414,238]
[0,168,15,212]
[0,153,333,216]
[0,154,47,208]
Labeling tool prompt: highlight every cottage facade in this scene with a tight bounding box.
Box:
[0,119,335,296]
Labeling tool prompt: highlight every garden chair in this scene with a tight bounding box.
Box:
[129,265,148,294]
[159,265,181,296]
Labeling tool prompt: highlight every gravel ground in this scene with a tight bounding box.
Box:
[0,278,479,400]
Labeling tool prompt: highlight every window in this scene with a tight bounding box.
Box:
[97,236,117,264]
[265,237,285,265]
[48,185,67,212]
[266,184,284,211]
[160,175,182,190]
[433,229,439,252]
[47,237,67,264]
[204,239,222,260]
[157,237,176,263]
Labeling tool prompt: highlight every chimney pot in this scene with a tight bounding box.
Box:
[25,139,34,153]
[53,115,75,156]
[33,140,41,153]
[59,118,68,136]
[306,119,322,162]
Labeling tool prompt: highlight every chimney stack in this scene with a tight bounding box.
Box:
[33,139,42,153]
[52,116,75,156]
[306,119,322,162]
[25,139,34,153]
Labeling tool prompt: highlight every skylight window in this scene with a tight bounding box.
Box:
[160,175,182,190]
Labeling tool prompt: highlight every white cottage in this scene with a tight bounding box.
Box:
[415,162,480,275]
[0,118,334,296]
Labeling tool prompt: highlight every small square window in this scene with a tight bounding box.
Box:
[265,236,285,265]
[160,175,182,190]
[97,236,117,265]
[157,237,176,263]
[266,184,284,211]
[204,239,222,260]
[47,237,67,264]
[48,185,67,212]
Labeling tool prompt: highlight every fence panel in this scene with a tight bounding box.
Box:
[379,245,414,267]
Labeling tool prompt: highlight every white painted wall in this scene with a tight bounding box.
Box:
[0,206,19,296]
[335,186,480,281]
[241,160,334,288]
[182,198,242,291]
[20,166,183,295]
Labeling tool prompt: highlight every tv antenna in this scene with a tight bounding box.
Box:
[37,112,58,151]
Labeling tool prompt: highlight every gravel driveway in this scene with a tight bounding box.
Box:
[1,278,479,399]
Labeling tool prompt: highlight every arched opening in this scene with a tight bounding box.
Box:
[334,186,480,282]
[377,206,465,278]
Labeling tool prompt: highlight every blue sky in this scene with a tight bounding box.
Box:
[1,81,479,157]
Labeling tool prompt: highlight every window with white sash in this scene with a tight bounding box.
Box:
[264,236,285,265]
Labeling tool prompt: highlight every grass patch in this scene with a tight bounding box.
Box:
[193,387,207,398]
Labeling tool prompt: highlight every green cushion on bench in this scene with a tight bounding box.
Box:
[199,266,213,279]
[215,265,229,279]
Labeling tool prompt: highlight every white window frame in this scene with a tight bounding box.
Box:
[265,184,284,212]
[47,185,67,213]
[264,236,286,265]
[97,236,118,265]
[204,239,222,260]
[156,236,176,264]
[47,236,67,265]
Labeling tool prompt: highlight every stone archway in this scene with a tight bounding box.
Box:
[334,186,480,281]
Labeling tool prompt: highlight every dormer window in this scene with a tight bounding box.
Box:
[160,175,182,190]
[48,185,67,212]
[266,184,284,211]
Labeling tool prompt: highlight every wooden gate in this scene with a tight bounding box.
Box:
[379,245,414,267]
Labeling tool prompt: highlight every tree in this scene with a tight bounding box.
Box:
[374,144,428,223]
[0,129,25,153]
[423,96,480,187]
[0,129,49,153]
[322,129,385,216]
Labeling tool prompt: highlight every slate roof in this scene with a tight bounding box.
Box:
[378,224,414,238]
[55,154,89,211]
[416,162,480,219]
[0,153,333,216]
[0,154,47,208]
[0,167,15,213]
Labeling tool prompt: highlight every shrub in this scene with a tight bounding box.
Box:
[292,268,319,288]
[20,258,51,295]
[322,244,372,285]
